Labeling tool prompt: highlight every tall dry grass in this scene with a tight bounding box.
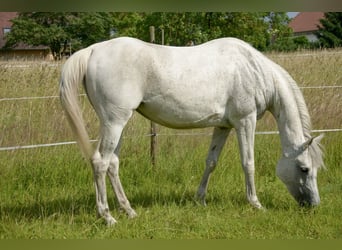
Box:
[267,50,342,130]
[1,49,341,148]
[0,61,99,147]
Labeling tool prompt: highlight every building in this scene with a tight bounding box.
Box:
[289,12,325,42]
[0,12,51,60]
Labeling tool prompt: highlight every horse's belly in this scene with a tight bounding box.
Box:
[137,99,227,129]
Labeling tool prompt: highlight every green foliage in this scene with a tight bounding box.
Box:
[222,12,269,50]
[67,12,114,51]
[5,12,69,59]
[316,12,342,48]
[5,12,295,58]
[268,36,312,52]
[293,36,310,47]
[5,12,114,59]
[123,12,290,51]
[135,13,207,45]
[110,13,145,38]
[267,37,296,52]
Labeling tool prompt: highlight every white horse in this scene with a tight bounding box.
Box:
[60,37,324,225]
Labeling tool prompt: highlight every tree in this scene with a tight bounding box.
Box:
[5,12,296,58]
[219,12,269,50]
[5,12,69,59]
[266,12,292,46]
[110,13,145,38]
[117,12,284,50]
[5,12,115,59]
[67,12,115,51]
[132,13,206,46]
[316,12,342,48]
[126,12,290,51]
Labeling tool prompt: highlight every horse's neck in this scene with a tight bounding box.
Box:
[271,82,306,156]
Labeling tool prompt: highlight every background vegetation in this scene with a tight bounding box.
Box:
[5,12,342,59]
[0,47,341,238]
[316,12,342,48]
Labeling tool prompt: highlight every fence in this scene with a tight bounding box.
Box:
[1,86,341,103]
[0,85,341,152]
[1,128,342,152]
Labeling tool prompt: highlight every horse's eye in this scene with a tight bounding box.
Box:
[296,162,309,173]
[300,167,309,173]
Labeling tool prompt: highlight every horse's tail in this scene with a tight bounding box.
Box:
[59,47,93,160]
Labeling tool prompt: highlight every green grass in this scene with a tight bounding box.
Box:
[1,133,341,239]
[0,50,341,239]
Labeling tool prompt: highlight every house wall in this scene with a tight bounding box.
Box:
[293,31,319,42]
[0,49,53,60]
[0,12,53,61]
[288,12,324,44]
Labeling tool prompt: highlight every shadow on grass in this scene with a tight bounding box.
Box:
[129,188,292,211]
[0,189,200,221]
[0,193,97,221]
[0,186,299,222]
[0,190,233,220]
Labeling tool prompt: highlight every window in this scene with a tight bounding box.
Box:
[3,28,11,34]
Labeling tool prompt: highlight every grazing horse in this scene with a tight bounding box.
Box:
[60,37,324,225]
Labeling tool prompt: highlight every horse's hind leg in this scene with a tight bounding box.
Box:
[196,127,231,205]
[107,146,137,218]
[92,136,117,225]
[91,113,132,226]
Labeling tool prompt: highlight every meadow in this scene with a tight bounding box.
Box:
[0,49,341,239]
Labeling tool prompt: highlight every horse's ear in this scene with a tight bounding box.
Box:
[301,134,324,152]
[301,137,314,151]
[313,133,324,144]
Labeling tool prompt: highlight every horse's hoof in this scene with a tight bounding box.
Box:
[106,216,117,226]
[128,210,137,219]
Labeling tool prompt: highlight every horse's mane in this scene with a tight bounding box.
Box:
[283,69,325,170]
[288,78,312,140]
[241,43,325,170]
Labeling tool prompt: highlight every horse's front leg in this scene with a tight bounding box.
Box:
[235,113,263,209]
[196,127,231,205]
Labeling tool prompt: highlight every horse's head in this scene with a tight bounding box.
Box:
[276,134,324,206]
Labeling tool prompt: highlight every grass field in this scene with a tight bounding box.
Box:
[0,49,341,239]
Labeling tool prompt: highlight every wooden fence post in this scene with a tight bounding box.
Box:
[149,26,157,166]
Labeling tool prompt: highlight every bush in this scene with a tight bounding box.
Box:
[267,36,321,52]
[267,37,297,52]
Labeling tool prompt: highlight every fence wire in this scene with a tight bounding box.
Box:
[0,86,341,102]
[1,84,341,152]
[1,128,341,152]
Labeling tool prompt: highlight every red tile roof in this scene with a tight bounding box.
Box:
[289,12,325,33]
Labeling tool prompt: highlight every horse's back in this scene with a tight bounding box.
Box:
[85,37,275,129]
